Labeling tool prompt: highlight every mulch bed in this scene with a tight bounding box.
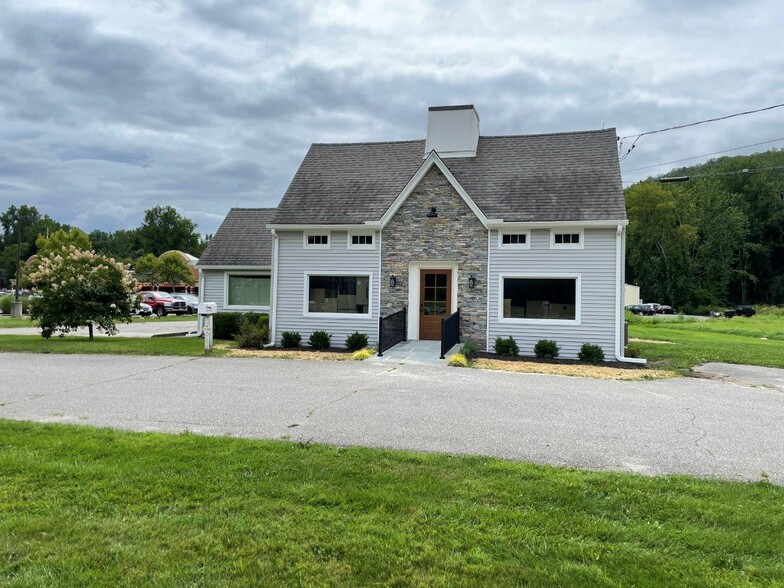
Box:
[471,351,648,370]
[262,346,353,355]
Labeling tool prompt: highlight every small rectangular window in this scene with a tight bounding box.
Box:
[307,234,328,245]
[350,234,373,246]
[551,230,583,248]
[499,231,530,248]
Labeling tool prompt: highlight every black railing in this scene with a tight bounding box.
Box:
[378,307,407,356]
[440,308,460,359]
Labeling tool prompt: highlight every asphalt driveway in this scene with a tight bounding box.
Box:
[2,353,782,484]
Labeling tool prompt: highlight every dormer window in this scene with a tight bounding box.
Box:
[304,232,330,249]
[550,229,584,249]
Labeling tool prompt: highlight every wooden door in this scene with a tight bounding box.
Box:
[419,270,452,340]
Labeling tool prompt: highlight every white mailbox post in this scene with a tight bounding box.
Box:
[198,302,217,352]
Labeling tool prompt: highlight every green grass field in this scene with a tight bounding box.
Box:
[0,335,229,356]
[628,309,784,372]
[1,421,782,586]
[0,315,196,328]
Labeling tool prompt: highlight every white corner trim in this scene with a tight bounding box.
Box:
[614,224,646,364]
[379,150,489,228]
[303,230,331,249]
[549,228,585,250]
[497,273,582,326]
[497,229,531,250]
[267,229,279,347]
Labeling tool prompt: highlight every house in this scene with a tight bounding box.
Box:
[200,105,638,361]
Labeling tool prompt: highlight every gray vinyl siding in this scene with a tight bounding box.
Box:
[201,270,226,309]
[488,228,618,359]
[274,231,380,347]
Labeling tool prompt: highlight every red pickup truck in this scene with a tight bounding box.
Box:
[138,291,188,317]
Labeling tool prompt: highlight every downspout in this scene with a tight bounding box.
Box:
[264,229,279,348]
[486,228,491,352]
[615,224,646,364]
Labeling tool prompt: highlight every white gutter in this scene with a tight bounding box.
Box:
[614,224,646,364]
[487,219,629,230]
[264,229,280,348]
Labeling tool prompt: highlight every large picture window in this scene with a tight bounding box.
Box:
[308,275,370,314]
[227,275,270,307]
[502,277,577,320]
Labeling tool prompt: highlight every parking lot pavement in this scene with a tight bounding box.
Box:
[0,319,198,338]
[693,362,784,392]
[2,353,783,485]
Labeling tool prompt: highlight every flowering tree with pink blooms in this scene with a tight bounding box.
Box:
[28,246,136,339]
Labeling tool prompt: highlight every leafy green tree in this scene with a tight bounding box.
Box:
[133,253,162,288]
[28,246,136,340]
[35,228,92,257]
[158,251,195,286]
[89,228,144,262]
[138,206,200,256]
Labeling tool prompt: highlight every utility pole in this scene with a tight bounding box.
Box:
[10,211,31,318]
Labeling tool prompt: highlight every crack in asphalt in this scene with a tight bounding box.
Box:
[0,356,202,407]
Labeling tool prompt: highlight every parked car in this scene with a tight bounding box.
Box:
[135,302,153,317]
[637,303,657,316]
[138,291,188,316]
[656,305,675,315]
[172,293,199,314]
[725,305,756,319]
[625,304,644,315]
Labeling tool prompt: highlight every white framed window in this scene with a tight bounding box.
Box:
[550,229,584,249]
[224,273,271,309]
[498,274,581,325]
[348,231,375,250]
[303,231,330,249]
[304,273,372,316]
[498,231,531,249]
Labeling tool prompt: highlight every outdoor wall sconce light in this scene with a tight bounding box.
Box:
[389,275,397,288]
[468,275,476,289]
[426,206,437,218]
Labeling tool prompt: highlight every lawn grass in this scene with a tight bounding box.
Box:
[628,312,784,372]
[0,315,195,328]
[0,421,782,586]
[0,317,35,328]
[0,335,231,356]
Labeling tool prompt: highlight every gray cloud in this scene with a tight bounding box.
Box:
[0,0,783,236]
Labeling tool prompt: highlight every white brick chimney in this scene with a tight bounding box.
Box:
[424,104,480,158]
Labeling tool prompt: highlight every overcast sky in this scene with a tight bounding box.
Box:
[1,0,783,236]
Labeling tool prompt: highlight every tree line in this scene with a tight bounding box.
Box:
[0,204,212,289]
[625,148,784,312]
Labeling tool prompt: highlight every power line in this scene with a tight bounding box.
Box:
[617,102,784,162]
[622,137,784,173]
[622,163,784,185]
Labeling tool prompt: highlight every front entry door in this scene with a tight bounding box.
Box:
[419,269,452,340]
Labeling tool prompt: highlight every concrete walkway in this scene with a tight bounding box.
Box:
[370,340,460,366]
[2,353,783,484]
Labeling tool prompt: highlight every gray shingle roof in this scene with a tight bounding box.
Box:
[197,208,275,267]
[273,128,626,224]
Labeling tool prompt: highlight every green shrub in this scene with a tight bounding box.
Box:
[460,339,477,356]
[447,353,468,367]
[534,339,560,359]
[281,331,301,348]
[213,312,244,340]
[345,331,369,352]
[494,336,519,357]
[309,330,331,350]
[0,296,32,315]
[235,314,270,349]
[578,343,605,363]
[625,345,641,358]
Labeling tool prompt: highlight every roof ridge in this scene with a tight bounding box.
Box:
[481,128,616,140]
[311,138,425,147]
[229,207,277,212]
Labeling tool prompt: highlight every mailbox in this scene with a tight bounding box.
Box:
[198,302,217,316]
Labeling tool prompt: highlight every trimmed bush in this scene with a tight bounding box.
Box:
[351,348,376,361]
[578,343,605,363]
[460,339,477,356]
[235,314,270,349]
[213,312,244,340]
[447,353,468,367]
[625,345,641,358]
[0,296,32,315]
[534,339,560,359]
[308,330,331,350]
[345,331,369,352]
[281,331,301,348]
[494,336,519,357]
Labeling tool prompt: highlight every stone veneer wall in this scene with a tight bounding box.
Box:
[381,166,488,349]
